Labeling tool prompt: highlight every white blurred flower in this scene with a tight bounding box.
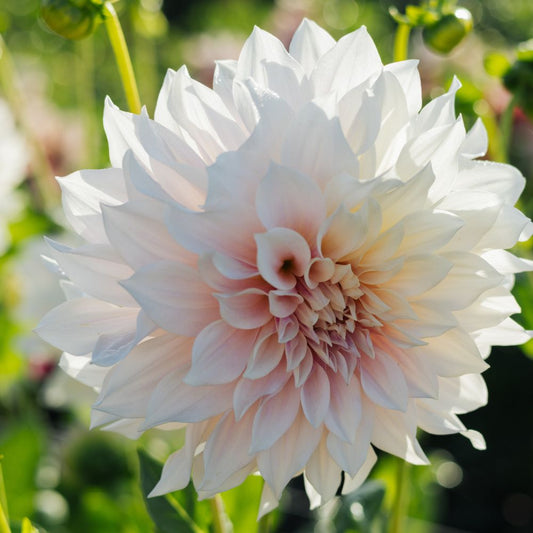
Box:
[38,20,533,515]
[0,100,27,253]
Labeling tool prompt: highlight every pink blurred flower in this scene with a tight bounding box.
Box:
[38,20,532,515]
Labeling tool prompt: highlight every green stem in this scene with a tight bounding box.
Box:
[165,493,205,533]
[389,458,409,533]
[394,23,411,62]
[0,35,56,211]
[0,458,10,533]
[102,2,141,114]
[500,93,517,164]
[210,494,228,533]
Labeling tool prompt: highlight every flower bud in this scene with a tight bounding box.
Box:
[40,0,104,40]
[423,7,473,55]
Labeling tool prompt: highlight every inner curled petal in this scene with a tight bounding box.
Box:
[255,227,312,289]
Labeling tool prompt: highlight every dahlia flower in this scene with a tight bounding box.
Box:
[38,20,533,514]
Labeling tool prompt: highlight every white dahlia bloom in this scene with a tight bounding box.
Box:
[38,20,533,514]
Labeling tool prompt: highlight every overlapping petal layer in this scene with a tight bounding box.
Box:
[38,20,533,514]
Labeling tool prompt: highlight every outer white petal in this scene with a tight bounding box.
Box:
[185,321,258,385]
[326,406,374,476]
[324,372,362,443]
[58,167,126,243]
[360,350,408,411]
[311,26,382,97]
[415,77,461,132]
[96,334,192,417]
[122,260,219,336]
[236,26,307,109]
[58,352,109,389]
[473,317,531,347]
[301,364,330,427]
[257,412,321,500]
[341,448,378,495]
[45,239,135,307]
[233,362,290,419]
[37,298,138,356]
[289,18,336,76]
[371,403,429,465]
[212,60,239,118]
[150,422,213,496]
[256,163,326,241]
[200,410,256,491]
[460,118,488,158]
[166,202,262,264]
[305,437,342,504]
[142,370,234,428]
[417,327,488,377]
[250,381,300,453]
[384,60,422,117]
[281,102,358,188]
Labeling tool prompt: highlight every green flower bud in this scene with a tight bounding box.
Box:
[41,0,104,40]
[423,7,473,55]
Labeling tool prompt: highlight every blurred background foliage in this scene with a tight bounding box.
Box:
[1,0,533,532]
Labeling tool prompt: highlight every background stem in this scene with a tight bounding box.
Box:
[210,494,228,533]
[103,2,141,114]
[389,458,409,533]
[394,23,411,62]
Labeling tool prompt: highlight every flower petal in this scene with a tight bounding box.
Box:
[255,228,311,290]
[250,381,300,453]
[289,19,336,76]
[122,260,219,336]
[185,321,258,385]
[256,163,326,241]
[216,289,271,329]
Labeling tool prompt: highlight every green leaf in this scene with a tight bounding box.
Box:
[137,449,205,533]
[484,52,511,78]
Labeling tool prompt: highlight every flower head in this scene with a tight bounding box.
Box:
[38,20,533,514]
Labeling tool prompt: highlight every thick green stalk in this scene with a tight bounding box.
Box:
[210,494,229,533]
[389,458,409,533]
[394,23,411,62]
[102,2,141,114]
